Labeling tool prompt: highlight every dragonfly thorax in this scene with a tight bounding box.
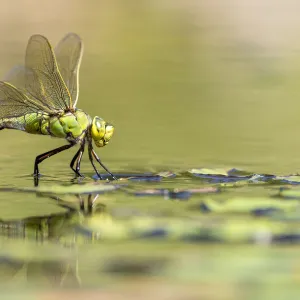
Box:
[91,116,114,147]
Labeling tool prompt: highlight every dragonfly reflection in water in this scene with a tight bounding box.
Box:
[0,33,117,185]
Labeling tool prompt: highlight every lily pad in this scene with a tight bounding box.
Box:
[156,171,176,178]
[273,175,300,185]
[187,168,252,183]
[188,168,230,176]
[188,168,252,177]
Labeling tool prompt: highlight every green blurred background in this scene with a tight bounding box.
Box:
[1,0,300,182]
[1,1,300,298]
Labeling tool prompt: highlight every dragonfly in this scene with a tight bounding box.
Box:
[0,33,117,184]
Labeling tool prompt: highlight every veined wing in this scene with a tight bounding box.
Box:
[3,65,60,114]
[0,81,49,119]
[25,34,72,111]
[55,33,83,108]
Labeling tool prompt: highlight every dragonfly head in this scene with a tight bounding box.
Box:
[91,116,114,147]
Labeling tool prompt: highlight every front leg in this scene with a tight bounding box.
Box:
[91,149,117,180]
[87,143,103,180]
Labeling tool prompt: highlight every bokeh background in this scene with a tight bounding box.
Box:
[1,1,300,299]
[1,0,300,181]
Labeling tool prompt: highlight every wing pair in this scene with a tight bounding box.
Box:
[0,33,83,119]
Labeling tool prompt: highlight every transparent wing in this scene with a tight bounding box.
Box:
[3,65,58,114]
[55,33,83,108]
[25,34,72,111]
[0,81,49,119]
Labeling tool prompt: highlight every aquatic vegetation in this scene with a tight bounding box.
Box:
[1,167,300,290]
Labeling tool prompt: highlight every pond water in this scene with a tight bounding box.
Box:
[0,1,300,299]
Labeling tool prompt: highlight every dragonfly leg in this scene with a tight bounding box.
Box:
[91,149,117,180]
[87,144,103,180]
[70,145,85,177]
[34,144,75,177]
[70,148,81,174]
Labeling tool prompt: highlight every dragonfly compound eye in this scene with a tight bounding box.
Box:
[91,117,114,147]
[104,124,114,144]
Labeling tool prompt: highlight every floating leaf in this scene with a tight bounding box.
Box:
[189,168,252,176]
[227,168,254,176]
[188,168,252,183]
[156,171,176,178]
[274,175,300,185]
[188,168,230,176]
[248,174,276,183]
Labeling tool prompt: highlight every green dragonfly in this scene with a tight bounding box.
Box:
[0,33,117,183]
